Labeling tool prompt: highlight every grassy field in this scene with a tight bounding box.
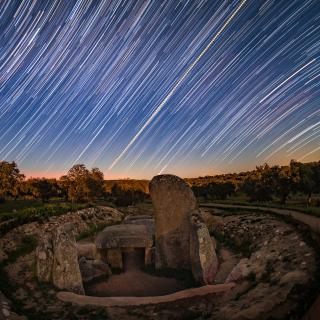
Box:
[0,200,91,236]
[0,199,45,214]
[198,194,320,217]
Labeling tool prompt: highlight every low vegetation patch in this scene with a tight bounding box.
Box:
[0,203,91,236]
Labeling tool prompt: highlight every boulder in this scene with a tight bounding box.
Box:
[95,224,153,269]
[190,222,218,284]
[79,257,112,283]
[149,174,196,269]
[95,224,153,249]
[52,224,84,294]
[36,233,54,282]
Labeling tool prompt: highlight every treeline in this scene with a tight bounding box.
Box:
[1,160,319,207]
[189,160,320,205]
[0,162,149,206]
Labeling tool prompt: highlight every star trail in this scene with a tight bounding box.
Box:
[0,0,319,179]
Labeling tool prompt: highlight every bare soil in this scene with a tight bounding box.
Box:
[85,248,186,296]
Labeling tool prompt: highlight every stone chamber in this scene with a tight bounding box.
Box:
[0,175,320,319]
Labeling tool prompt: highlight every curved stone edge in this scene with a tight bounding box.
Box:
[201,203,320,320]
[57,283,235,307]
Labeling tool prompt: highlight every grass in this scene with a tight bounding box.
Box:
[0,202,91,236]
[200,197,320,217]
[76,222,112,240]
[0,199,44,214]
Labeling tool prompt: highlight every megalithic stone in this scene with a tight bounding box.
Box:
[149,174,197,269]
[52,223,84,294]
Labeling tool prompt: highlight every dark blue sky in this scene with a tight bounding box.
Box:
[0,0,319,178]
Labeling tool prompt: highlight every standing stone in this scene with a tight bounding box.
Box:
[149,174,196,269]
[36,233,54,282]
[190,222,218,284]
[52,224,84,294]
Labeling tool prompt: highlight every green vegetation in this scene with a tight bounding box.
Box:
[190,160,320,216]
[76,222,112,241]
[0,203,90,236]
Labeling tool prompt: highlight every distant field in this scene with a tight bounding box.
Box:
[198,194,320,217]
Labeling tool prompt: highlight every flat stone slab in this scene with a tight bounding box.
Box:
[123,215,153,222]
[95,224,153,249]
[57,283,235,307]
[123,218,155,235]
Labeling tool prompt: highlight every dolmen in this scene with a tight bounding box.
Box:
[150,174,218,284]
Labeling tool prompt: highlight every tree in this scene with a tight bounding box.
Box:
[88,167,104,200]
[241,164,273,202]
[66,164,91,203]
[24,178,58,202]
[0,161,25,201]
[267,165,292,204]
[57,175,69,201]
[290,160,320,206]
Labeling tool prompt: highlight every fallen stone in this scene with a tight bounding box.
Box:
[190,222,218,284]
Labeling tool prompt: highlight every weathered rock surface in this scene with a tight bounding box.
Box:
[36,233,54,282]
[149,174,196,269]
[76,243,97,260]
[95,224,154,269]
[123,217,155,235]
[95,224,153,249]
[78,257,112,283]
[225,258,250,283]
[52,224,84,294]
[190,222,218,284]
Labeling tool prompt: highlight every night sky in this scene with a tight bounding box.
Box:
[0,0,319,179]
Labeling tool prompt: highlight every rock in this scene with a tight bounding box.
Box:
[95,224,153,269]
[280,271,307,285]
[123,218,155,235]
[225,258,251,283]
[36,233,54,282]
[52,224,84,294]
[190,223,218,284]
[149,174,196,269]
[76,243,97,260]
[95,224,153,249]
[79,257,112,283]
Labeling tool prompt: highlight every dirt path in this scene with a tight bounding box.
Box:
[201,203,320,234]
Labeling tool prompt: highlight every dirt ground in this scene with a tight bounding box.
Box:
[86,249,186,296]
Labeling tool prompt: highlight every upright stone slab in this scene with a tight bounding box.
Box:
[190,222,219,284]
[52,224,84,294]
[36,233,54,282]
[149,174,196,269]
